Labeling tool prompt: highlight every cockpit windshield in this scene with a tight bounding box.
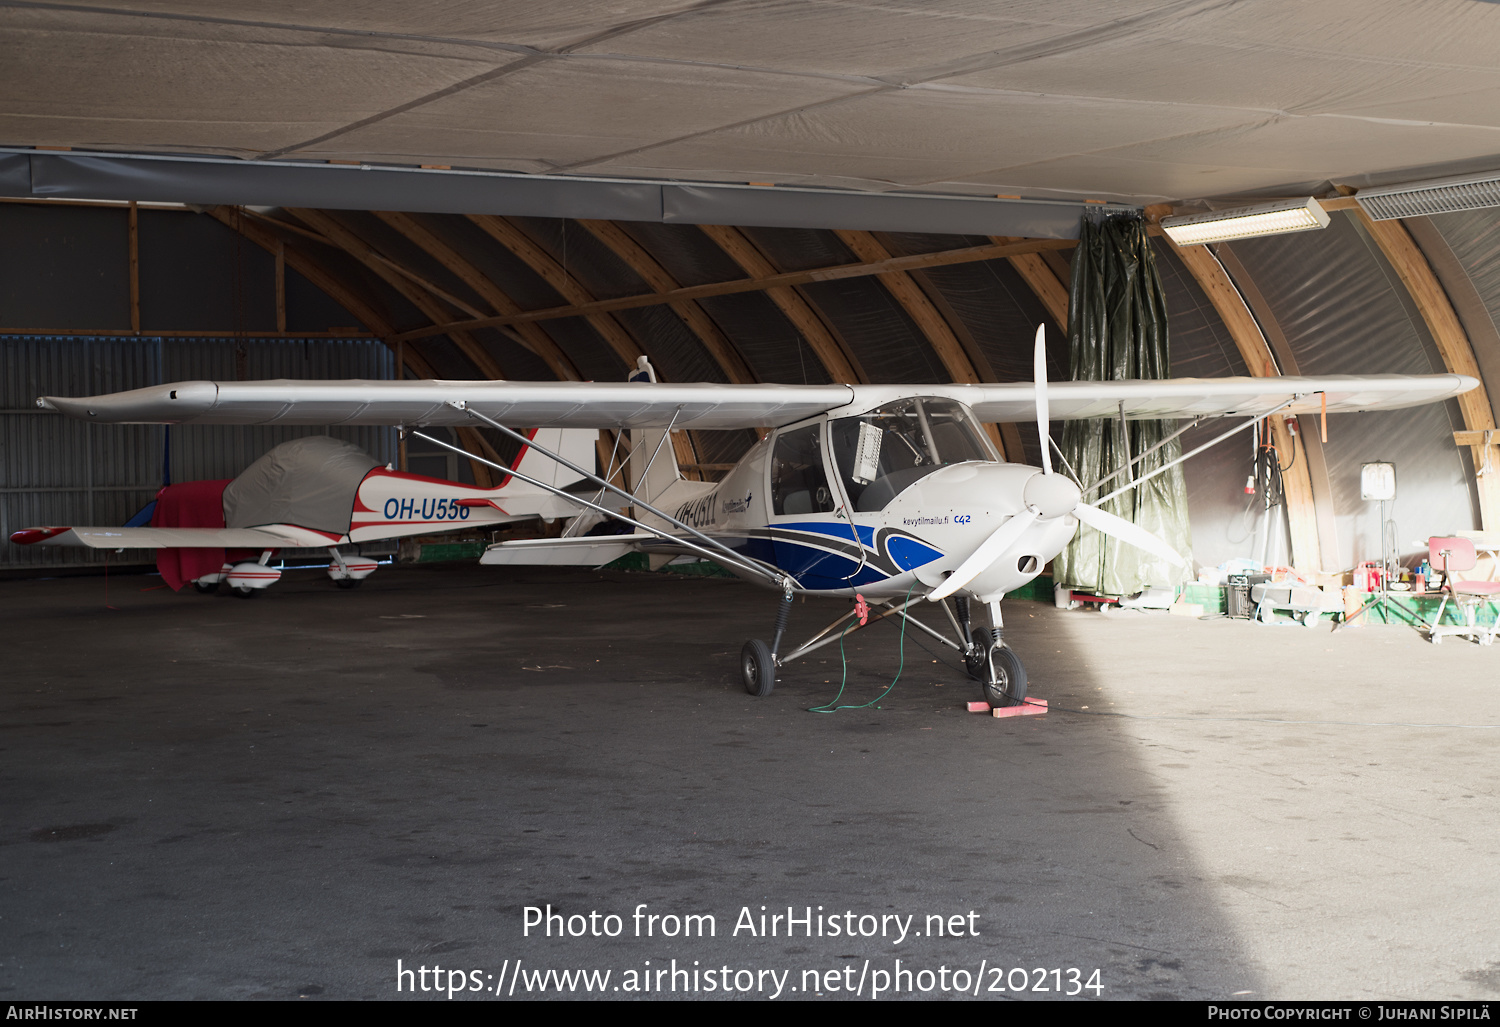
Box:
[830,398,996,511]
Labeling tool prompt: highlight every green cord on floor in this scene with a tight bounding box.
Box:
[807,582,915,713]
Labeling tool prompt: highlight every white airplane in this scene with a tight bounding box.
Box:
[30,328,1475,703]
[9,428,597,595]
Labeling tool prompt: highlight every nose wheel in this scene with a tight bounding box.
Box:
[963,599,1027,707]
[974,641,1027,707]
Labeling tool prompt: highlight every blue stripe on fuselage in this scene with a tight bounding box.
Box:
[779,520,875,548]
[885,534,944,571]
[769,533,889,590]
[668,533,887,589]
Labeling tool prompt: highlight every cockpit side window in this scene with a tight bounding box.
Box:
[770,423,836,516]
[830,398,992,511]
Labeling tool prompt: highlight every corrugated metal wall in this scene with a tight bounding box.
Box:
[2,335,395,569]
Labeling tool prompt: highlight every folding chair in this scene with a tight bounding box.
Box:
[1426,536,1500,645]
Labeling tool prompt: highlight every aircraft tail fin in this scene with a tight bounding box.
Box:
[497,428,597,494]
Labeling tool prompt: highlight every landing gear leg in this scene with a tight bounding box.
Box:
[976,598,1027,707]
[742,578,794,697]
[956,596,973,652]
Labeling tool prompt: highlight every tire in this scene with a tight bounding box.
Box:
[980,646,1028,707]
[193,581,219,594]
[232,585,257,598]
[741,639,775,697]
[335,577,361,589]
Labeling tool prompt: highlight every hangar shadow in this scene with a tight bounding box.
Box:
[0,563,1260,1000]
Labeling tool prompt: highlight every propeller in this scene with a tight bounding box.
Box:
[927,326,1185,603]
[1073,503,1186,568]
[1034,323,1052,476]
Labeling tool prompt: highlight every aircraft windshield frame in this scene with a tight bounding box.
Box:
[830,397,996,512]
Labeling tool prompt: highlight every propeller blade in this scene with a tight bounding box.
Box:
[927,509,1040,602]
[1073,502,1187,568]
[1034,324,1052,475]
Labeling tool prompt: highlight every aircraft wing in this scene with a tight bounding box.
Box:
[960,374,1478,421]
[36,379,855,429]
[10,525,327,549]
[35,373,1476,429]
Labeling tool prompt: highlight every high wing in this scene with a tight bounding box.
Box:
[36,373,1476,428]
[11,525,334,549]
[38,380,854,428]
[963,374,1478,422]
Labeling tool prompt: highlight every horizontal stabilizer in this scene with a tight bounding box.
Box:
[478,534,651,568]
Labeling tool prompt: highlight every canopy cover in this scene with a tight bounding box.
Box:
[222,436,380,534]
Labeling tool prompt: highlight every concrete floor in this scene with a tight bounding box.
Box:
[2,562,1498,1001]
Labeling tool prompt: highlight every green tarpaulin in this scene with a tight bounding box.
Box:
[1052,215,1192,596]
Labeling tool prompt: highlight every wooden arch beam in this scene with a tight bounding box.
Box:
[284,209,507,386]
[695,224,866,385]
[285,207,511,484]
[467,215,645,371]
[1343,197,1500,529]
[989,235,1071,331]
[576,219,756,385]
[993,234,1072,464]
[832,230,979,384]
[1153,223,1325,572]
[388,237,1076,344]
[867,232,1023,459]
[205,206,426,371]
[371,210,581,382]
[833,229,1009,456]
[205,206,498,485]
[468,215,712,478]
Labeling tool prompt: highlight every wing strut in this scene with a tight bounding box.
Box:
[449,401,779,584]
[408,412,787,589]
[1092,398,1297,505]
[1085,414,1204,494]
[408,427,782,586]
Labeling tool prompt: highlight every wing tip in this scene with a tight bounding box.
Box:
[9,527,69,545]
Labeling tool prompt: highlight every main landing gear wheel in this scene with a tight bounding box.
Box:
[335,577,361,589]
[741,639,775,697]
[193,581,219,594]
[978,645,1028,708]
[232,585,257,598]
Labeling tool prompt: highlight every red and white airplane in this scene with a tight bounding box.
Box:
[9,428,597,594]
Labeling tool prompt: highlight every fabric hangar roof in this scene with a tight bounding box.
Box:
[4,1,1500,207]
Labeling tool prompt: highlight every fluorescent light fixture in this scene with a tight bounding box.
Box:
[1160,197,1330,246]
[1355,169,1500,220]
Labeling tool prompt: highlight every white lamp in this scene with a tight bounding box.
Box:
[1360,462,1396,502]
[1161,197,1331,246]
